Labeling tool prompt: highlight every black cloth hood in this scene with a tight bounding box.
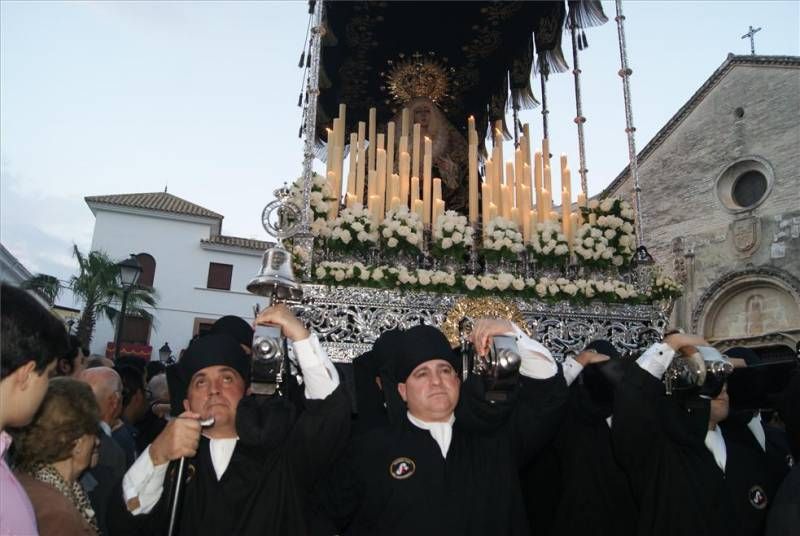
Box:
[393,325,461,383]
[167,333,251,416]
[210,315,254,349]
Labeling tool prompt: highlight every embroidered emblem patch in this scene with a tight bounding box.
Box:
[748,485,768,509]
[389,457,416,480]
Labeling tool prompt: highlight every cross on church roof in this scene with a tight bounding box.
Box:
[741,25,762,55]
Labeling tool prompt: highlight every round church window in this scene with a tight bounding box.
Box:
[715,157,773,213]
[732,171,767,208]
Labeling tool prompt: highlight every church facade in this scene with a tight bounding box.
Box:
[605,55,800,359]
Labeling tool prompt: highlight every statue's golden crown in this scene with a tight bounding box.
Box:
[381,52,453,107]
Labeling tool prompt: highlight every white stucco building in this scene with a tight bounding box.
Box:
[86,192,272,360]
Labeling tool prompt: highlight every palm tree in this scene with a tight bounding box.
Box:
[21,273,62,305]
[70,246,158,347]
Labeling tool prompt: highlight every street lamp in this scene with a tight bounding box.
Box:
[159,342,172,363]
[114,255,142,361]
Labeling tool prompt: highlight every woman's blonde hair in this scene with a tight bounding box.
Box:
[13,377,99,468]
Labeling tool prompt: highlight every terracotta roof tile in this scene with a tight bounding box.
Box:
[85,192,223,219]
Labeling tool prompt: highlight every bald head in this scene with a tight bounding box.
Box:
[80,366,122,425]
[148,372,169,404]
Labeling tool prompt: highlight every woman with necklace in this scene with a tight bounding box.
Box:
[12,377,101,536]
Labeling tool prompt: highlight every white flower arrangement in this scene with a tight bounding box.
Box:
[327,204,379,253]
[481,217,524,261]
[649,273,683,301]
[431,210,474,259]
[379,206,423,255]
[574,197,636,268]
[528,222,570,266]
[288,172,336,221]
[310,261,648,304]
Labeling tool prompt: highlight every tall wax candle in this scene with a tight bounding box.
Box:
[368,107,377,173]
[386,122,395,180]
[412,124,421,180]
[468,142,478,224]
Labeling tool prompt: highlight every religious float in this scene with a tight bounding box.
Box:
[248,1,683,362]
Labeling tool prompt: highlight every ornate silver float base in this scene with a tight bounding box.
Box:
[293,284,669,363]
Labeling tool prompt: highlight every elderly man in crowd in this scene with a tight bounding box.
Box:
[315,319,568,535]
[0,283,70,536]
[107,304,351,536]
[79,367,127,536]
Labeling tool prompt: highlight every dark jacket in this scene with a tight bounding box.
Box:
[612,364,736,536]
[107,385,351,536]
[316,374,567,536]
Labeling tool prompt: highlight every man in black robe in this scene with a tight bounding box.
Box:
[315,319,567,536]
[521,340,637,536]
[612,332,737,536]
[107,304,350,536]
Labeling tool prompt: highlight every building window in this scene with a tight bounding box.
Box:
[136,253,156,288]
[207,262,233,290]
[121,315,152,344]
[731,171,767,208]
[193,317,216,337]
[715,157,773,213]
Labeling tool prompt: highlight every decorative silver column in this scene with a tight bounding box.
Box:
[569,15,589,197]
[296,0,325,277]
[614,0,644,247]
[539,70,550,140]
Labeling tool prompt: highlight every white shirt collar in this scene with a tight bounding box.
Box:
[705,426,727,473]
[99,421,112,436]
[204,436,238,481]
[407,412,455,458]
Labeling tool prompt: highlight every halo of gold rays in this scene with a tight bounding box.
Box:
[440,296,530,348]
[381,52,454,110]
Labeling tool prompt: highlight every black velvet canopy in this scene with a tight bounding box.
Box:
[315,1,607,148]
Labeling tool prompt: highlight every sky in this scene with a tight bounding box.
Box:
[1,0,798,303]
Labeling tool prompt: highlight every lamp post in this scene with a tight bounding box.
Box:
[159,342,172,363]
[114,255,142,361]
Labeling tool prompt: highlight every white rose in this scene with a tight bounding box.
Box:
[604,229,616,240]
[340,230,352,244]
[407,234,419,245]
[496,278,510,291]
[418,272,432,286]
[548,284,559,295]
[512,278,525,291]
[444,221,455,233]
[588,199,599,209]
[442,237,453,249]
[452,231,463,243]
[492,230,504,240]
[535,283,547,296]
[344,214,355,224]
[357,231,369,242]
[480,276,496,290]
[622,222,634,234]
[351,221,364,232]
[554,244,568,256]
[465,276,479,290]
[334,271,345,282]
[315,267,326,278]
[372,268,384,281]
[612,255,624,266]
[600,199,613,212]
[397,225,409,237]
[585,287,596,298]
[387,237,398,248]
[601,249,613,259]
[584,237,595,247]
[564,283,578,296]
